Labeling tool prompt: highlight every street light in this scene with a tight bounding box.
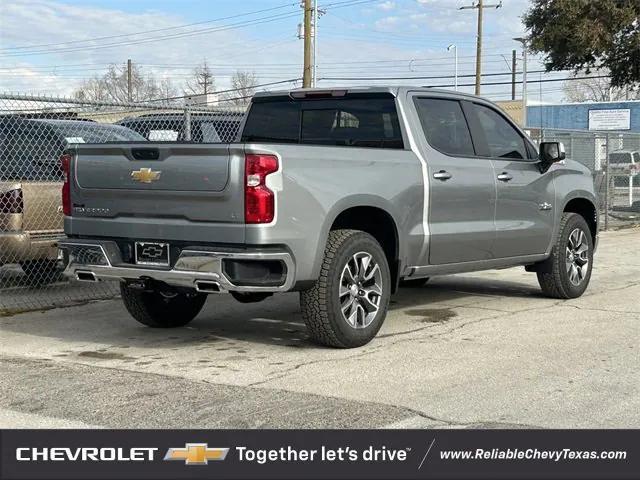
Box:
[447,44,458,91]
[513,36,528,128]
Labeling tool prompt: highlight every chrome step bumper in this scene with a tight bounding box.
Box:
[58,239,295,293]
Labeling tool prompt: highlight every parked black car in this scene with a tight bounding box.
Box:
[117,112,242,143]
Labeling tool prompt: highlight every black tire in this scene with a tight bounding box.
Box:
[537,213,594,299]
[300,229,391,348]
[120,283,207,328]
[400,277,430,288]
[20,260,62,286]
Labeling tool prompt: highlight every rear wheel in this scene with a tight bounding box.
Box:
[537,213,593,299]
[20,260,62,286]
[120,283,207,328]
[300,229,391,348]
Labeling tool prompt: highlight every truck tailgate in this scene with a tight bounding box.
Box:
[68,143,245,239]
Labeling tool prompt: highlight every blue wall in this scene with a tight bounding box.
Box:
[527,101,640,131]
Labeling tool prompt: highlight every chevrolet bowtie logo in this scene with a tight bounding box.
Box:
[164,444,229,465]
[131,167,161,183]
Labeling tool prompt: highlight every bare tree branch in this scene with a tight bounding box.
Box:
[73,63,177,103]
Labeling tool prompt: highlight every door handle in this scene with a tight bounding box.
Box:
[433,170,452,181]
[497,172,513,182]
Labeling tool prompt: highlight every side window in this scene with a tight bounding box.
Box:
[414,98,475,156]
[474,104,527,159]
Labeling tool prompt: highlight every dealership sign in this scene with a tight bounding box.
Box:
[588,109,631,131]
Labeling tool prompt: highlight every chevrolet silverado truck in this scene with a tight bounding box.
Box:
[58,87,598,348]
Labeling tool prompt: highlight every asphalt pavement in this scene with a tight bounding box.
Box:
[1,228,638,429]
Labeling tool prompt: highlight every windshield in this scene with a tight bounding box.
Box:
[48,123,147,143]
[0,121,146,182]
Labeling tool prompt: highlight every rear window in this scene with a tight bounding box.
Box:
[241,95,404,149]
[609,152,632,164]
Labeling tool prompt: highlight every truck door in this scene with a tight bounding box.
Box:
[411,96,496,265]
[468,102,555,257]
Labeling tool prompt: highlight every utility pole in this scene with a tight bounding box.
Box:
[511,49,517,100]
[514,37,528,127]
[459,0,502,95]
[302,0,312,88]
[447,44,458,91]
[312,0,318,87]
[127,59,132,102]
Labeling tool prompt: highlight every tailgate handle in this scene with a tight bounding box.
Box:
[131,148,160,161]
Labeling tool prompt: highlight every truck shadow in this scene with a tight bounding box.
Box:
[0,274,544,351]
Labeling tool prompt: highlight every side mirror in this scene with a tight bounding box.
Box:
[538,142,565,173]
[539,141,566,163]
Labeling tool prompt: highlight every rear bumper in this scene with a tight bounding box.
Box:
[57,239,295,293]
[0,231,61,264]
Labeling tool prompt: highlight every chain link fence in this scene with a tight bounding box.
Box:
[0,93,246,314]
[2,93,639,313]
[528,128,640,230]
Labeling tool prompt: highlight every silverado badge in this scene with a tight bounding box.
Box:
[131,167,161,183]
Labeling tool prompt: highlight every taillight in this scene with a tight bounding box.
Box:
[60,153,72,216]
[0,189,23,214]
[245,153,278,224]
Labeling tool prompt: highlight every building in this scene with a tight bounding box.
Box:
[527,100,640,132]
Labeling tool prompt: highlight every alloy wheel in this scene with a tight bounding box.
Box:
[338,251,383,329]
[566,228,590,286]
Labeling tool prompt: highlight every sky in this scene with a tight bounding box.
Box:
[0,0,569,102]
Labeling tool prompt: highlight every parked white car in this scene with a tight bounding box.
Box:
[607,150,640,175]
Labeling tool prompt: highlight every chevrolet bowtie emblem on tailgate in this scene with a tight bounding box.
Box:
[164,444,229,465]
[131,167,161,183]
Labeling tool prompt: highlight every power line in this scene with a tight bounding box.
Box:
[145,78,302,103]
[317,74,610,87]
[0,3,298,52]
[318,69,560,81]
[0,11,302,57]
[0,0,378,58]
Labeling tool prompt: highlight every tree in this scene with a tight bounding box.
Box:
[524,0,640,88]
[184,60,215,96]
[221,71,259,106]
[73,63,177,103]
[563,70,640,102]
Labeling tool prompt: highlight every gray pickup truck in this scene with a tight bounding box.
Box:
[59,87,598,348]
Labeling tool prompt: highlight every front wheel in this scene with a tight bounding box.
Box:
[300,229,391,348]
[120,283,207,328]
[537,213,594,299]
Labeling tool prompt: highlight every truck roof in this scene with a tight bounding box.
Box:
[253,86,479,100]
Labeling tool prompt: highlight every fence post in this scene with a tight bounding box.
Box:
[604,133,609,232]
[184,106,192,141]
[569,136,574,160]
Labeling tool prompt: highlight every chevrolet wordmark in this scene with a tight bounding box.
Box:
[58,87,598,348]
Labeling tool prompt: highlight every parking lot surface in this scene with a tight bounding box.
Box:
[1,228,638,429]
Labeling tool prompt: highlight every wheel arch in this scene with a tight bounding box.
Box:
[315,196,402,292]
[562,195,598,245]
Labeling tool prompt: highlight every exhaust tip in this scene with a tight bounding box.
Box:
[195,280,221,293]
[76,271,97,282]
